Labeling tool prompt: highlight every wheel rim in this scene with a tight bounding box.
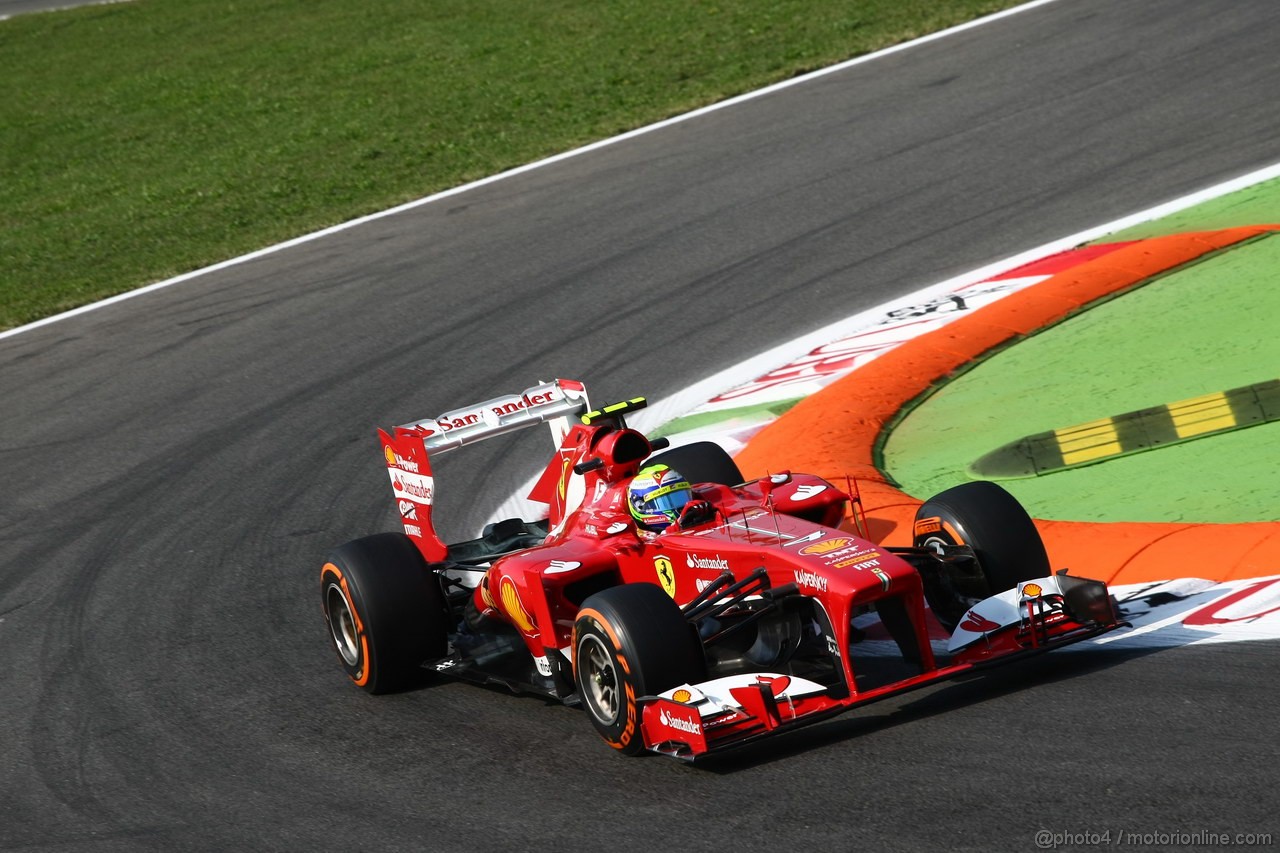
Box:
[578,634,620,726]
[325,583,360,667]
[921,533,986,625]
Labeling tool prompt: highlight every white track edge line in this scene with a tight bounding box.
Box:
[0,0,1062,343]
[0,0,134,22]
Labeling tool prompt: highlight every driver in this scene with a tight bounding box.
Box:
[627,464,694,532]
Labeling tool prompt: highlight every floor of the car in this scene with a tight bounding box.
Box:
[446,517,550,565]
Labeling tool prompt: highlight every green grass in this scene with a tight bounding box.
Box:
[0,0,1022,330]
[882,232,1280,523]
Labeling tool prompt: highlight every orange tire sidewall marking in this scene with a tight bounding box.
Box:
[913,516,966,547]
[574,607,626,671]
[573,607,637,750]
[322,562,372,688]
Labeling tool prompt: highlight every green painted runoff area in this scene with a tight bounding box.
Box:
[883,182,1280,523]
[885,175,1280,522]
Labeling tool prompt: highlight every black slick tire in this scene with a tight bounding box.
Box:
[647,441,743,487]
[573,584,706,756]
[914,481,1051,628]
[320,532,449,694]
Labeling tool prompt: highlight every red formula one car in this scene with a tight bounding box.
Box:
[320,379,1126,759]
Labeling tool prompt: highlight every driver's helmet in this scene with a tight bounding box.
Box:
[627,464,693,532]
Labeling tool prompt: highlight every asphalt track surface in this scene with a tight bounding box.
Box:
[3,1,1279,850]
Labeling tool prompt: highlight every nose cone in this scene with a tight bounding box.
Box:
[785,534,903,597]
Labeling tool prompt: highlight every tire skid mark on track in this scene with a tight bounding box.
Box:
[5,349,430,844]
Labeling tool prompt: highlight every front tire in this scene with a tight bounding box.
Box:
[573,584,706,755]
[913,481,1050,630]
[320,533,449,694]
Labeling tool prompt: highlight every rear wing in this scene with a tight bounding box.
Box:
[377,379,592,562]
[397,378,592,454]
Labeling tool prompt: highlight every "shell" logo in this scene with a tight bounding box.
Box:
[500,578,536,633]
[800,537,854,556]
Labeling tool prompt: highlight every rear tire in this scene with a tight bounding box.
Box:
[320,533,449,694]
[647,441,743,487]
[573,584,707,755]
[913,481,1050,630]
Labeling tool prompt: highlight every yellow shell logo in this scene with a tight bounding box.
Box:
[1022,583,1044,598]
[801,537,853,556]
[654,556,676,598]
[383,446,396,466]
[672,689,692,704]
[500,578,536,633]
[557,457,572,500]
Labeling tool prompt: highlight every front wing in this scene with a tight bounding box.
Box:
[639,574,1126,759]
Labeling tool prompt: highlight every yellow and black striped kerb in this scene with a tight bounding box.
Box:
[970,379,1280,478]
